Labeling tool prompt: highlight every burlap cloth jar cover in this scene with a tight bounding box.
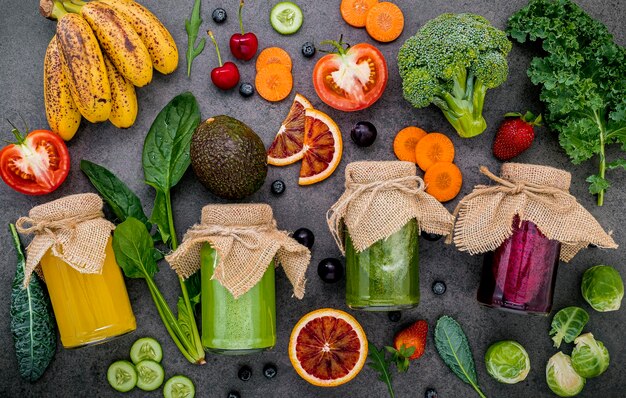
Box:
[15,193,115,287]
[327,161,454,253]
[449,163,618,261]
[165,203,311,299]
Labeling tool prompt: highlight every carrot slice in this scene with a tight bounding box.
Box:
[414,132,455,171]
[256,47,292,73]
[424,162,463,202]
[255,64,293,102]
[365,2,404,43]
[393,127,428,163]
[340,0,379,28]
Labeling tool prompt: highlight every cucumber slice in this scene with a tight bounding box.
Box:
[163,375,195,398]
[130,337,163,364]
[107,360,137,392]
[270,2,303,35]
[135,360,165,391]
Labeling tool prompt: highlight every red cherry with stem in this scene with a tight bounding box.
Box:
[229,0,258,61]
[208,30,240,90]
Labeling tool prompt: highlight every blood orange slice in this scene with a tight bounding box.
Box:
[267,93,314,166]
[289,308,367,387]
[298,109,343,185]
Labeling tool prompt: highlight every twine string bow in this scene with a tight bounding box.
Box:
[15,211,105,241]
[183,221,278,251]
[327,175,426,250]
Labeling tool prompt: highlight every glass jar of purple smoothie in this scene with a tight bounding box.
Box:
[477,216,561,314]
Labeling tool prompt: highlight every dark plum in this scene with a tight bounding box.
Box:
[318,258,344,283]
[350,121,377,147]
[292,228,314,249]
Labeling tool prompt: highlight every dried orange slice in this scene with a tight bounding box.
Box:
[289,308,367,387]
[298,109,343,185]
[267,94,314,166]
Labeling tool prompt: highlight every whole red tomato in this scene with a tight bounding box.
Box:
[0,128,70,195]
[313,40,388,112]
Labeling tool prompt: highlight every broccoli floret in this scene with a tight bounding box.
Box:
[398,13,512,138]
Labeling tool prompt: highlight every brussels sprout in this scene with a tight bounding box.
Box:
[581,265,624,312]
[546,352,585,397]
[549,307,589,348]
[485,340,530,384]
[571,333,609,378]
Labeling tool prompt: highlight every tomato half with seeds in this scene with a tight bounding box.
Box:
[313,41,388,112]
[0,129,70,195]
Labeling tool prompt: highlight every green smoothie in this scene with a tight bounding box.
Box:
[345,219,420,311]
[200,243,276,354]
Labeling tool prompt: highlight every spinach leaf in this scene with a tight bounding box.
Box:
[185,0,205,77]
[149,188,171,244]
[9,223,56,382]
[550,307,589,348]
[112,217,159,279]
[80,159,150,229]
[367,342,395,398]
[435,316,486,398]
[142,92,200,192]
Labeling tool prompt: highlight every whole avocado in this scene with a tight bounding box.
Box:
[190,116,267,199]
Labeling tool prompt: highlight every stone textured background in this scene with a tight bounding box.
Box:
[1,0,624,397]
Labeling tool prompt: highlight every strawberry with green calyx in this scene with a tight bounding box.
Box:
[492,111,542,161]
[387,320,428,372]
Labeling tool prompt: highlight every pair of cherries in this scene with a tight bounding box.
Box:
[209,1,258,90]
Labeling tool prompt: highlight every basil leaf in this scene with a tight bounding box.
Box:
[149,187,171,244]
[113,217,159,279]
[550,307,589,348]
[142,92,200,192]
[9,223,56,382]
[435,316,486,398]
[80,159,150,229]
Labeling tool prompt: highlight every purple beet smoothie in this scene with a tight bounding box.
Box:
[477,216,561,314]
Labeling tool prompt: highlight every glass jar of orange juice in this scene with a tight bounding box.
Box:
[17,194,136,348]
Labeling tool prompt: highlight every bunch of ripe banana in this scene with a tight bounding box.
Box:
[40,0,178,140]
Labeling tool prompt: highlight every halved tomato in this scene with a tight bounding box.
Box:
[0,128,70,195]
[313,41,388,112]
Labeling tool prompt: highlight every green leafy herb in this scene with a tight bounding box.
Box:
[367,342,395,398]
[550,306,589,348]
[508,0,626,205]
[385,344,415,373]
[434,316,487,398]
[185,0,206,77]
[113,218,205,365]
[9,223,56,382]
[80,159,150,230]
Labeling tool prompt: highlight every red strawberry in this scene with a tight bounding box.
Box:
[492,112,542,161]
[386,320,428,372]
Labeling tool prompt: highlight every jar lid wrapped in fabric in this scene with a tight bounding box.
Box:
[15,193,115,287]
[165,203,311,299]
[327,161,454,253]
[448,163,618,261]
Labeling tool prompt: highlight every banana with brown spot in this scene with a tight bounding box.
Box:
[98,0,178,74]
[56,13,112,123]
[104,55,138,129]
[43,35,82,140]
[76,1,153,87]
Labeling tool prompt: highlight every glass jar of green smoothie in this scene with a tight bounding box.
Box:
[327,161,454,313]
[201,244,276,354]
[346,220,420,311]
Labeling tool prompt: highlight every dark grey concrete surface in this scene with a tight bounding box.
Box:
[1,0,625,397]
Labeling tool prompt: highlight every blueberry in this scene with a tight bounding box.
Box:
[271,179,285,195]
[238,365,252,381]
[239,82,254,98]
[227,391,240,398]
[301,42,316,58]
[263,363,277,379]
[421,231,442,241]
[292,228,314,249]
[432,281,446,295]
[317,258,344,283]
[425,388,438,398]
[212,8,227,23]
[388,311,402,322]
[350,121,377,147]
